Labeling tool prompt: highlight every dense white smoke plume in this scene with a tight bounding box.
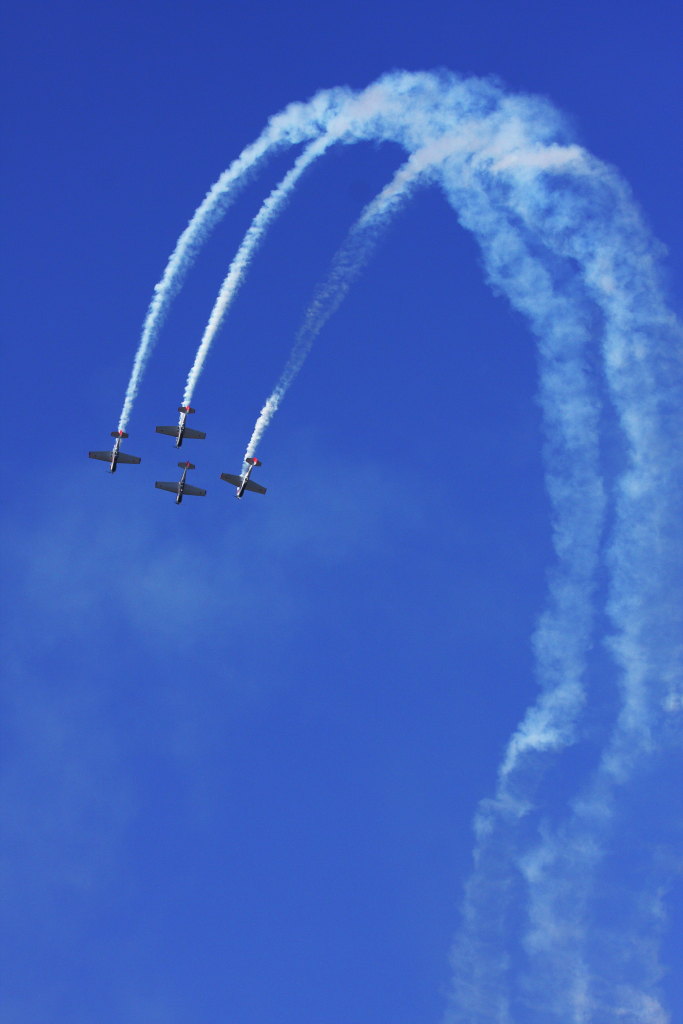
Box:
[122,71,683,1022]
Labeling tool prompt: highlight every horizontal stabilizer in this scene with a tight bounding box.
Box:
[220,472,243,487]
[246,456,262,466]
[155,481,179,493]
[156,425,180,437]
[89,451,111,461]
[243,479,267,495]
[178,406,195,414]
[183,484,206,497]
[178,462,195,469]
[182,428,206,440]
[117,452,141,464]
[111,430,128,438]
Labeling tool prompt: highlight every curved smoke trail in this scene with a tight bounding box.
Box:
[236,72,682,1021]
[182,134,336,408]
[243,149,432,461]
[133,70,683,1021]
[118,77,413,430]
[242,133,483,461]
[117,85,356,432]
[180,79,440,411]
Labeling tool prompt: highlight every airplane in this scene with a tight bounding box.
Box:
[220,457,267,499]
[155,462,206,504]
[156,406,206,447]
[89,430,141,473]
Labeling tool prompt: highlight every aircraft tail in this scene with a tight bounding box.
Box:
[111,430,128,438]
[178,461,196,469]
[178,406,196,414]
[246,456,262,466]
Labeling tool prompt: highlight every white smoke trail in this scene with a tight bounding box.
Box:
[241,117,611,1016]
[118,77,413,430]
[241,72,681,1020]
[116,86,356,432]
[119,69,682,1019]
[244,113,587,463]
[181,78,433,411]
[498,188,683,1022]
[182,134,335,409]
[444,131,682,1021]
[243,142,453,462]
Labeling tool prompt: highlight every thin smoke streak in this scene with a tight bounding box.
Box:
[182,134,335,409]
[117,86,357,432]
[118,78,405,430]
[117,136,281,433]
[181,79,428,411]
[243,151,434,462]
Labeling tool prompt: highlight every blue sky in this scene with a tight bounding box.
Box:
[2,2,682,1022]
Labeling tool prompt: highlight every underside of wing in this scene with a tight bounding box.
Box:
[220,473,243,487]
[182,428,206,440]
[243,479,267,495]
[156,426,180,437]
[117,452,141,464]
[89,451,111,461]
[183,484,206,497]
[155,481,179,493]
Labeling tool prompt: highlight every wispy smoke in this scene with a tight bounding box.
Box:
[121,70,683,1020]
[182,134,335,409]
[118,78,412,431]
[243,149,431,461]
[117,86,356,432]
[242,73,681,1020]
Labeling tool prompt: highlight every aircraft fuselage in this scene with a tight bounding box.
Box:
[156,407,205,447]
[175,465,189,503]
[90,430,141,472]
[236,463,254,499]
[175,410,189,447]
[220,457,266,499]
[109,434,122,472]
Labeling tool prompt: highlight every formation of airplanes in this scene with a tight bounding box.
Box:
[89,407,267,504]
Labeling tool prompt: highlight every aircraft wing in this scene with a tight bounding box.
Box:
[155,481,179,493]
[89,451,112,461]
[220,472,243,487]
[182,484,206,497]
[242,479,267,495]
[182,428,206,440]
[117,453,141,464]
[156,425,180,437]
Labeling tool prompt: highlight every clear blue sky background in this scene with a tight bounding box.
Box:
[1,1,681,1022]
